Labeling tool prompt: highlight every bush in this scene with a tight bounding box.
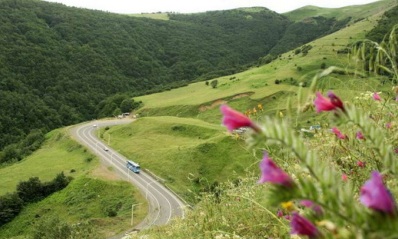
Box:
[210,80,218,89]
[17,177,44,203]
[0,193,24,226]
[1,172,71,226]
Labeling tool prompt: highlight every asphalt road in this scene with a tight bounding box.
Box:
[70,118,185,235]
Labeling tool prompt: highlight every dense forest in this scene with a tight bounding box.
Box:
[0,0,360,161]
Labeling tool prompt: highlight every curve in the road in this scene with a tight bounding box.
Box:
[70,119,186,234]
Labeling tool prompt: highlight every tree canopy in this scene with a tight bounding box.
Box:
[0,0,357,153]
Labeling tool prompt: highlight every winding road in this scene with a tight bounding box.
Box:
[70,119,185,235]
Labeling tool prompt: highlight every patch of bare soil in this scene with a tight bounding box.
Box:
[199,99,227,112]
[90,164,122,181]
[199,92,254,112]
[232,93,251,99]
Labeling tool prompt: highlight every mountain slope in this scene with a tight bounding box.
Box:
[283,0,397,22]
[0,0,349,153]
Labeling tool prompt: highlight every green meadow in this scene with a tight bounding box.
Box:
[103,3,392,205]
[0,128,147,238]
[0,129,94,195]
[1,0,397,237]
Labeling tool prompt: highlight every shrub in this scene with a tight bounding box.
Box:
[0,193,23,226]
[210,80,218,89]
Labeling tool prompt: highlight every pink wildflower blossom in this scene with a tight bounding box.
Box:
[373,92,381,101]
[360,171,396,214]
[277,209,284,218]
[290,213,320,238]
[342,174,348,182]
[258,152,294,187]
[356,131,365,140]
[220,105,261,133]
[357,161,366,168]
[386,122,392,129]
[331,127,346,140]
[314,91,345,113]
[300,200,323,216]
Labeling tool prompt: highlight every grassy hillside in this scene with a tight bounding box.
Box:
[135,5,386,114]
[100,117,258,203]
[0,128,147,238]
[0,176,146,239]
[1,0,397,237]
[284,0,397,22]
[118,0,393,208]
[0,129,94,195]
[0,0,291,151]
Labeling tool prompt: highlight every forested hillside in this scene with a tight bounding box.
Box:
[366,4,398,42]
[0,0,352,159]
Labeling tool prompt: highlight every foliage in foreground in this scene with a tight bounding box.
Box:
[129,29,398,238]
[130,78,398,239]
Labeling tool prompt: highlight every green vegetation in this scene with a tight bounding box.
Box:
[126,22,398,239]
[0,0,357,154]
[0,127,147,238]
[366,5,398,42]
[101,117,256,203]
[0,172,70,226]
[0,129,93,195]
[1,0,398,237]
[0,177,145,238]
[284,0,397,22]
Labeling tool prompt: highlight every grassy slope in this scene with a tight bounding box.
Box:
[283,0,397,22]
[0,128,147,238]
[124,2,398,238]
[1,0,396,237]
[101,117,257,202]
[0,176,146,239]
[125,0,393,204]
[0,129,94,195]
[128,13,170,20]
[134,3,386,114]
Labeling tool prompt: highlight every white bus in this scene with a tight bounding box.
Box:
[126,160,140,174]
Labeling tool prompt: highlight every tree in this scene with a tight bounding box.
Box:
[210,80,218,89]
[120,98,133,113]
[17,177,44,203]
[0,193,23,226]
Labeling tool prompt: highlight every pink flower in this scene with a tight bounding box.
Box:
[342,174,348,182]
[290,213,320,238]
[220,105,260,133]
[331,127,346,140]
[277,209,284,218]
[314,91,345,113]
[258,152,294,187]
[373,92,381,101]
[386,122,392,129]
[360,171,396,214]
[356,131,365,140]
[300,200,323,216]
[357,161,366,168]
